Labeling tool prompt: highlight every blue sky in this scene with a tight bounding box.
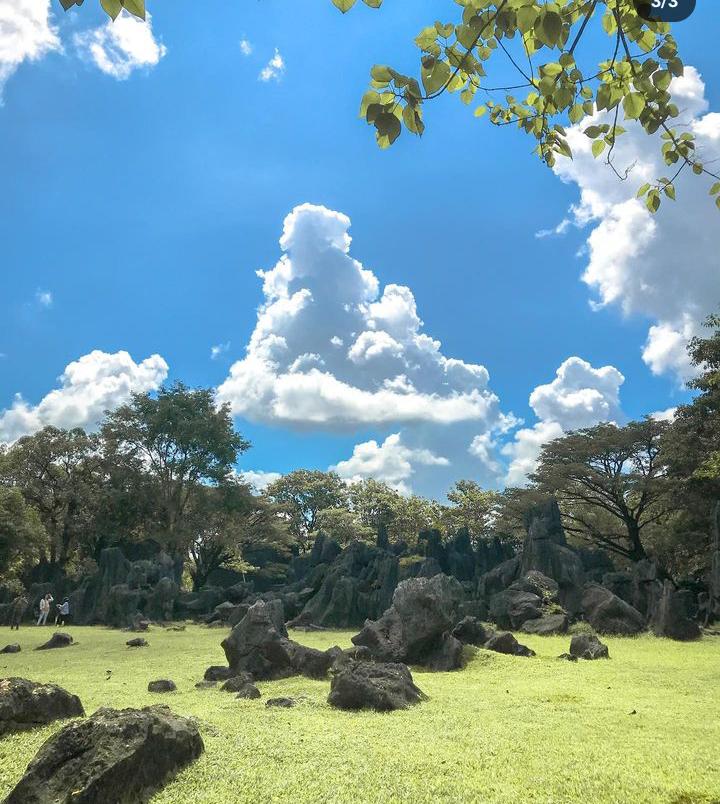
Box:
[1,0,719,498]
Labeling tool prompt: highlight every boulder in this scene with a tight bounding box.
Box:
[0,678,84,736]
[477,557,521,599]
[488,589,542,629]
[203,665,234,682]
[451,616,490,646]
[484,631,535,657]
[35,632,74,651]
[1,643,21,654]
[328,661,427,711]
[4,705,203,804]
[652,581,702,641]
[582,584,645,635]
[220,673,255,692]
[266,697,295,708]
[351,574,465,670]
[569,633,609,660]
[148,679,176,693]
[126,638,148,648]
[235,684,261,700]
[520,613,568,635]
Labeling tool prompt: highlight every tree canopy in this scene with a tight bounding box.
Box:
[58,0,718,213]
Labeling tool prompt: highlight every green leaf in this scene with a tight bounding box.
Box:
[375,112,401,145]
[592,139,606,158]
[59,0,77,10]
[421,60,451,95]
[646,191,661,213]
[100,0,122,19]
[623,92,646,120]
[370,65,393,83]
[664,183,676,200]
[331,0,357,11]
[363,0,383,7]
[122,0,145,19]
[709,182,720,196]
[636,183,651,198]
[474,104,487,117]
[539,11,563,47]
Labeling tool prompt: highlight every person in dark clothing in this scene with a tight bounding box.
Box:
[9,596,28,631]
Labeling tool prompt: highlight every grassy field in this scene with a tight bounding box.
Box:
[1,624,719,803]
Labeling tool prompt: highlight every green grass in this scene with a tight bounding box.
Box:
[1,624,719,803]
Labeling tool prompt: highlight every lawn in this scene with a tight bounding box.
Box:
[1,624,719,803]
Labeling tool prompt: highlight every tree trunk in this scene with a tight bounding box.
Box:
[626,520,648,562]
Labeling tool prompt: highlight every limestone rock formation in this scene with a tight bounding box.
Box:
[581,584,645,635]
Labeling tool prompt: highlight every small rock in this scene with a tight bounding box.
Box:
[35,633,74,651]
[0,643,21,654]
[558,652,578,662]
[265,697,295,708]
[204,665,234,682]
[194,681,217,689]
[569,633,610,660]
[328,661,427,712]
[220,674,255,693]
[148,680,176,693]
[126,638,148,648]
[484,631,535,657]
[235,684,261,700]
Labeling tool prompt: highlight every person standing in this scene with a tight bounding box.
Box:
[56,598,70,627]
[37,594,52,626]
[9,596,28,631]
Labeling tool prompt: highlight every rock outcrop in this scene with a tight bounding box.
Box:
[581,584,645,635]
[652,580,702,641]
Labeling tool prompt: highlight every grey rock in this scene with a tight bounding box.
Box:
[328,661,427,711]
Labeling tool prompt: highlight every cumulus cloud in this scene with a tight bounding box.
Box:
[551,66,720,384]
[0,350,168,443]
[217,203,513,495]
[259,48,284,82]
[332,433,449,495]
[502,357,625,486]
[0,0,60,96]
[239,39,252,56]
[74,10,166,80]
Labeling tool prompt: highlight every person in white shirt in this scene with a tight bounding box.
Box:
[55,598,70,627]
[37,593,53,626]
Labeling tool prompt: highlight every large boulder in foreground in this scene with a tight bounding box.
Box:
[582,584,645,635]
[4,705,203,804]
[351,574,465,671]
[328,661,427,711]
[652,580,702,641]
[0,678,84,736]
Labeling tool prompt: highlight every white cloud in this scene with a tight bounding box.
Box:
[650,406,677,423]
[552,66,720,384]
[217,203,513,495]
[239,39,253,56]
[210,341,230,360]
[240,469,281,493]
[0,350,168,443]
[259,48,284,82]
[74,10,166,80]
[0,0,60,96]
[35,289,52,308]
[332,433,449,495]
[502,357,625,486]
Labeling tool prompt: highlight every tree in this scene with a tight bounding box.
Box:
[441,480,501,544]
[186,479,292,591]
[663,312,720,573]
[531,418,672,561]
[0,487,45,578]
[59,0,718,213]
[100,383,249,551]
[315,507,374,546]
[265,470,349,550]
[0,427,99,568]
[348,478,401,536]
